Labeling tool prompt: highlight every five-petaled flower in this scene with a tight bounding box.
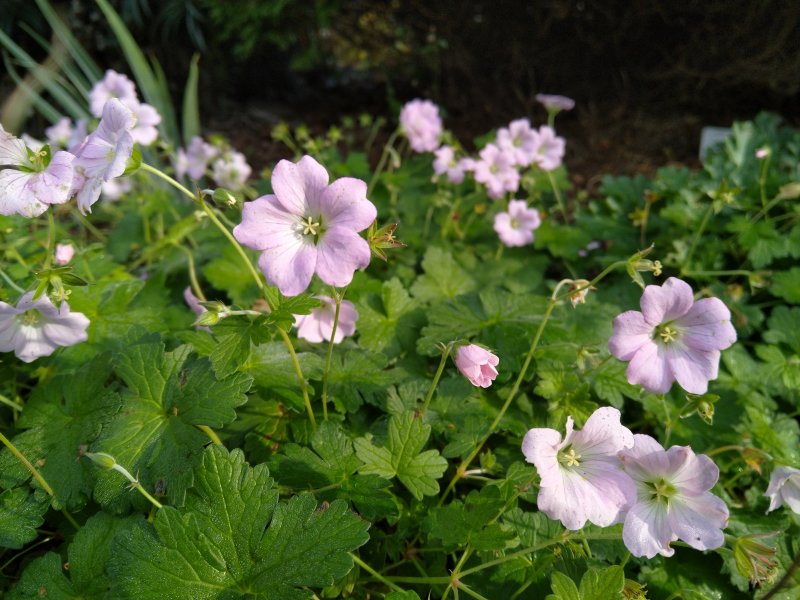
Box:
[233,155,377,296]
[399,99,442,153]
[608,277,736,395]
[493,200,541,247]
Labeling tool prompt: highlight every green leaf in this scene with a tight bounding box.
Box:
[410,247,476,301]
[578,566,625,600]
[354,411,447,500]
[109,446,369,599]
[772,267,800,303]
[182,53,201,144]
[764,306,800,353]
[0,488,48,549]
[426,486,516,551]
[547,571,580,600]
[356,278,425,357]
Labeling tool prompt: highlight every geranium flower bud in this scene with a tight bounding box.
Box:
[455,344,499,388]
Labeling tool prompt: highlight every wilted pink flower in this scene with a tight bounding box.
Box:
[432,145,467,183]
[496,119,540,167]
[764,465,800,514]
[177,136,218,180]
[531,126,565,171]
[0,125,74,218]
[535,94,576,112]
[212,150,251,191]
[399,99,442,153]
[522,407,636,530]
[608,277,737,395]
[88,70,138,118]
[54,243,75,266]
[455,344,499,388]
[619,434,728,558]
[473,143,520,199]
[233,155,377,296]
[294,296,358,344]
[0,291,89,363]
[493,200,541,247]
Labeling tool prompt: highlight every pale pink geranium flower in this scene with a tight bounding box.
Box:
[522,407,636,530]
[399,99,442,153]
[177,136,218,180]
[128,101,161,146]
[496,119,540,167]
[0,125,75,218]
[455,344,499,388]
[764,466,800,514]
[531,126,565,171]
[0,292,89,363]
[535,94,576,112]
[294,296,358,344]
[88,70,139,118]
[619,434,728,558]
[45,117,74,148]
[70,98,136,214]
[212,150,252,191]
[493,200,541,247]
[608,277,736,395]
[233,155,377,296]
[432,146,467,183]
[473,143,520,199]
[54,243,75,266]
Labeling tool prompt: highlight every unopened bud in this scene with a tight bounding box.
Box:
[212,188,237,207]
[83,452,117,470]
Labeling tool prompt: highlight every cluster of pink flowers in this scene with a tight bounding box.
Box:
[522,406,729,558]
[88,69,161,146]
[175,136,252,191]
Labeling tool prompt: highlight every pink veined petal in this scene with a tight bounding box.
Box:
[619,439,673,482]
[623,500,676,558]
[0,125,30,166]
[608,310,653,361]
[521,427,562,484]
[314,226,371,288]
[271,156,328,216]
[668,493,728,551]
[0,170,48,217]
[336,301,359,338]
[572,406,634,458]
[98,98,136,135]
[41,313,90,346]
[626,340,674,394]
[621,434,665,461]
[234,196,301,251]
[640,277,695,325]
[666,344,719,395]
[319,177,377,231]
[0,315,20,351]
[295,313,326,343]
[536,471,590,530]
[577,462,637,526]
[30,151,75,206]
[257,238,317,297]
[14,325,58,363]
[676,297,737,351]
[667,448,719,495]
[76,177,104,215]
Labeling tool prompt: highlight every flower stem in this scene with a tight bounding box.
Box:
[196,425,223,446]
[682,200,714,273]
[420,343,453,415]
[43,210,56,271]
[278,328,316,431]
[0,393,24,412]
[0,269,26,294]
[349,554,406,594]
[368,129,400,195]
[546,170,568,221]
[321,290,345,421]
[133,483,163,510]
[140,162,196,200]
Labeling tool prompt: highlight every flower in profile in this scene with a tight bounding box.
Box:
[455,344,499,388]
[493,200,541,247]
[0,125,75,218]
[399,99,442,153]
[764,465,800,514]
[54,243,75,266]
[294,296,358,344]
[176,136,218,180]
[473,143,519,199]
[608,277,737,395]
[535,94,576,112]
[432,145,467,183]
[531,126,565,171]
[233,155,377,296]
[70,99,136,214]
[212,150,252,191]
[496,118,540,167]
[0,291,90,363]
[618,434,728,558]
[522,407,636,529]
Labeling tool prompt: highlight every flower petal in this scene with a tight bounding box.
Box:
[608,310,653,361]
[257,238,317,297]
[666,344,719,395]
[521,427,562,484]
[315,226,371,288]
[319,177,376,231]
[640,277,694,325]
[572,407,634,458]
[623,500,675,558]
[668,493,727,551]
[271,156,328,216]
[676,297,737,351]
[0,170,47,218]
[626,340,673,394]
[234,195,301,251]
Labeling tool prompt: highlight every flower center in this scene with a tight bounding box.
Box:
[656,324,679,343]
[19,309,41,326]
[510,218,520,229]
[558,446,582,468]
[301,215,321,236]
[647,478,676,503]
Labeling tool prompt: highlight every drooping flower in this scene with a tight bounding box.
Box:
[493,200,541,247]
[455,344,499,388]
[618,434,728,558]
[764,465,800,514]
[233,155,377,296]
[522,407,636,530]
[0,125,75,218]
[608,277,737,395]
[0,291,89,363]
[473,143,519,199]
[294,296,358,344]
[70,98,136,214]
[212,150,252,191]
[535,94,576,112]
[176,136,218,180]
[531,126,565,171]
[432,145,467,183]
[399,99,442,153]
[54,243,75,266]
[496,118,540,167]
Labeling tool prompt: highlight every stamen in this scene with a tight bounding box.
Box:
[562,447,581,467]
[301,216,321,236]
[658,325,678,343]
[19,309,40,326]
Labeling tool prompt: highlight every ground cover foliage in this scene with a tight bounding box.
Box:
[2,7,800,600]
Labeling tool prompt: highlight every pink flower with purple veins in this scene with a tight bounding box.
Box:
[522,407,636,530]
[764,465,800,514]
[496,119,540,167]
[608,277,736,395]
[535,94,576,112]
[399,99,442,153]
[473,143,520,199]
[294,296,358,344]
[493,200,541,247]
[455,344,499,388]
[88,70,139,118]
[619,434,728,558]
[233,155,377,296]
[432,145,467,183]
[0,292,89,363]
[532,126,565,171]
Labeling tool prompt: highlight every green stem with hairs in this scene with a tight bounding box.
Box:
[321,290,345,421]
[420,343,453,415]
[349,554,406,594]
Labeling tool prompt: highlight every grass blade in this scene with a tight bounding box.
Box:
[19,22,91,97]
[2,53,62,125]
[33,0,102,84]
[182,53,201,145]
